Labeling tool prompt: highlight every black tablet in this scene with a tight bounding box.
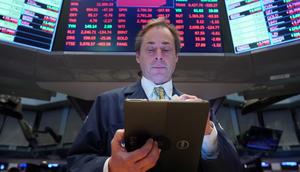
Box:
[124,99,209,172]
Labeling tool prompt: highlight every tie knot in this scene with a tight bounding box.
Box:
[153,87,165,100]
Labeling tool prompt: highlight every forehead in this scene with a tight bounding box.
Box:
[142,26,174,45]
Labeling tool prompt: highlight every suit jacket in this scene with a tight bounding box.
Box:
[67,80,243,172]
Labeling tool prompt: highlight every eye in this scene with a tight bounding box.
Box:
[146,47,155,53]
[161,47,171,52]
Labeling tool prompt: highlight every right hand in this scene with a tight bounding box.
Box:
[175,94,213,135]
[108,129,161,172]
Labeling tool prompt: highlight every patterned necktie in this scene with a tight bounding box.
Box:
[153,86,165,100]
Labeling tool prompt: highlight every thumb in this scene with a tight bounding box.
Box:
[111,129,125,152]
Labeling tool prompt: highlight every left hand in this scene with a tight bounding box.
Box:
[109,129,161,172]
[176,94,213,135]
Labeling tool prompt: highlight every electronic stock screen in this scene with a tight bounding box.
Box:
[0,0,63,51]
[63,0,224,53]
[225,0,300,53]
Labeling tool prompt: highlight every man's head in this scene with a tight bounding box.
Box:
[135,18,181,84]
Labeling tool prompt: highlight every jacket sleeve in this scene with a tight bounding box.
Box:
[199,98,243,172]
[67,96,110,172]
[199,121,243,172]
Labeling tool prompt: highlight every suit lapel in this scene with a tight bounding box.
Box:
[173,86,182,96]
[123,80,147,99]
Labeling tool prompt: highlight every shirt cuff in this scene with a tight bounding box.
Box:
[201,121,219,159]
[103,157,110,172]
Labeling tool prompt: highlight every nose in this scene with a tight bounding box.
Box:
[154,49,163,61]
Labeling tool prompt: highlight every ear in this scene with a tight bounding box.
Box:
[175,54,179,63]
[136,52,141,63]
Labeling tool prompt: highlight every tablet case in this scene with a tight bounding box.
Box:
[124,99,209,172]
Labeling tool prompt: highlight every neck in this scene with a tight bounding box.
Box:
[143,76,170,85]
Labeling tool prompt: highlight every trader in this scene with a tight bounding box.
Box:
[68,18,242,172]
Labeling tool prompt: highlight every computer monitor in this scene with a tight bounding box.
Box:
[57,0,224,53]
[224,0,300,53]
[0,0,64,51]
[238,126,283,151]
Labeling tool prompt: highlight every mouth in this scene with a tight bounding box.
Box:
[151,62,167,70]
[152,66,166,70]
[153,66,165,68]
[152,64,167,68]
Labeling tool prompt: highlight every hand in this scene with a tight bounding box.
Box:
[204,115,213,135]
[109,129,161,172]
[177,94,213,135]
[176,94,199,101]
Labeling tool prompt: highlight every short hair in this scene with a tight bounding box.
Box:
[135,18,181,54]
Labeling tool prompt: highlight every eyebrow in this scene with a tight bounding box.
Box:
[145,41,171,45]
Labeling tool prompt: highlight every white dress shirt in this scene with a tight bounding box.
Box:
[141,76,173,100]
[103,77,219,172]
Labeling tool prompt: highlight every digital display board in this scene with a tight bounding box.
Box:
[63,0,224,53]
[0,0,63,51]
[225,0,300,53]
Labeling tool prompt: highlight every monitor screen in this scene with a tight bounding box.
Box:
[0,0,63,51]
[238,126,282,151]
[225,0,300,53]
[62,0,224,53]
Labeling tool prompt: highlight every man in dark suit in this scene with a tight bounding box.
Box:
[68,18,243,172]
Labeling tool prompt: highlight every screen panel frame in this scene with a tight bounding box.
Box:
[53,0,231,55]
[223,0,300,55]
[0,0,64,52]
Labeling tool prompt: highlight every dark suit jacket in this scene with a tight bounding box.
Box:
[67,80,243,172]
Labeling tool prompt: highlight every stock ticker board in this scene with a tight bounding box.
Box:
[225,0,300,53]
[0,0,63,51]
[63,0,224,53]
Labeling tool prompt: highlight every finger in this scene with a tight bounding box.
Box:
[171,95,180,100]
[127,138,154,163]
[185,98,199,102]
[178,94,186,100]
[137,141,161,171]
[111,129,125,152]
[205,119,214,135]
[179,94,198,100]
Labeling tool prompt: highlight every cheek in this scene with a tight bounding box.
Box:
[141,60,150,70]
[167,56,177,65]
[142,57,153,65]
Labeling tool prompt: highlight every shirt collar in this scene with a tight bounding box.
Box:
[141,76,173,100]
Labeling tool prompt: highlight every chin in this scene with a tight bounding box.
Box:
[152,76,169,84]
[147,71,171,84]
